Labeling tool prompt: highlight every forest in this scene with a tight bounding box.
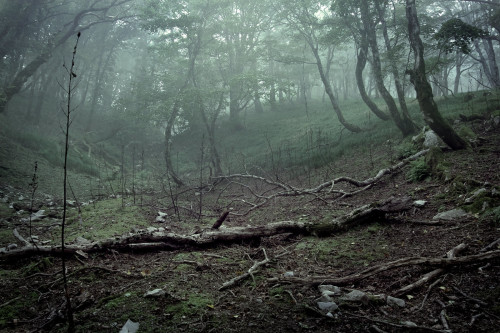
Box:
[0,0,499,332]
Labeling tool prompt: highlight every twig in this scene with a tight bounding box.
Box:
[395,243,467,297]
[480,238,500,252]
[344,311,449,332]
[0,296,21,309]
[219,248,270,290]
[417,277,443,311]
[439,309,450,331]
[452,285,488,306]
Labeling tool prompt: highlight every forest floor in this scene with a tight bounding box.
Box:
[0,119,499,332]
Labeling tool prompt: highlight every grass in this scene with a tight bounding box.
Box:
[172,90,500,179]
[294,223,389,267]
[48,198,149,244]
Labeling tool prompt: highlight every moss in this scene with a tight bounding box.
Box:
[164,293,214,320]
[397,140,420,159]
[457,125,477,141]
[0,291,38,328]
[406,157,431,182]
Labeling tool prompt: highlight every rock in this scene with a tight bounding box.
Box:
[317,301,338,312]
[423,130,444,148]
[283,271,294,277]
[316,294,333,303]
[23,210,47,222]
[158,227,166,232]
[119,319,139,333]
[341,290,369,304]
[401,321,418,327]
[493,116,500,127]
[146,227,157,233]
[7,243,18,250]
[465,188,488,203]
[413,200,427,207]
[318,285,341,294]
[18,195,24,201]
[387,296,405,308]
[156,211,167,223]
[433,208,469,221]
[75,236,91,245]
[144,289,165,298]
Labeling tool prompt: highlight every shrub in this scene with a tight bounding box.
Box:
[406,157,430,182]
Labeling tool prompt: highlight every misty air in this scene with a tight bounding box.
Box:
[0,0,499,332]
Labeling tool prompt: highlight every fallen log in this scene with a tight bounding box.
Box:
[0,197,411,260]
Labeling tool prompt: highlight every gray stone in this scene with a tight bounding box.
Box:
[433,208,469,220]
[423,130,444,148]
[283,271,294,277]
[318,285,341,295]
[316,294,333,303]
[342,290,369,304]
[7,243,18,250]
[119,319,139,333]
[144,289,165,297]
[465,188,487,204]
[413,200,427,207]
[155,214,166,223]
[387,296,405,308]
[493,116,500,127]
[146,227,157,233]
[317,301,338,312]
[75,236,91,245]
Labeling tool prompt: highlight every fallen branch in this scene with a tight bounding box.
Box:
[214,149,429,215]
[269,250,500,286]
[0,197,411,260]
[219,248,270,290]
[394,243,467,297]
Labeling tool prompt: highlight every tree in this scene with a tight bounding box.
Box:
[406,0,467,150]
[0,0,135,114]
[276,0,362,133]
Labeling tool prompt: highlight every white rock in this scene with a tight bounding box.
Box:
[413,200,427,207]
[283,271,294,277]
[318,285,341,295]
[119,319,139,333]
[146,227,157,233]
[144,289,165,297]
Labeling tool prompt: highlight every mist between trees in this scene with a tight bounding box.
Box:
[0,0,498,195]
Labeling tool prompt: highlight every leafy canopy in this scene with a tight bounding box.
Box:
[434,18,488,54]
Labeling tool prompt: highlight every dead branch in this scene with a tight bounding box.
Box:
[219,248,270,290]
[269,250,500,286]
[394,243,467,297]
[214,149,428,215]
[1,197,412,260]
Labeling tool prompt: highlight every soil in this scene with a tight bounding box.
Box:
[0,121,499,332]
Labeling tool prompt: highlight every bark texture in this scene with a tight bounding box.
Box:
[406,0,467,150]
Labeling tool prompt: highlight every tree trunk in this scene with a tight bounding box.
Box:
[360,1,416,137]
[308,41,362,133]
[406,0,467,150]
[164,100,184,186]
[355,32,390,121]
[374,0,415,128]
